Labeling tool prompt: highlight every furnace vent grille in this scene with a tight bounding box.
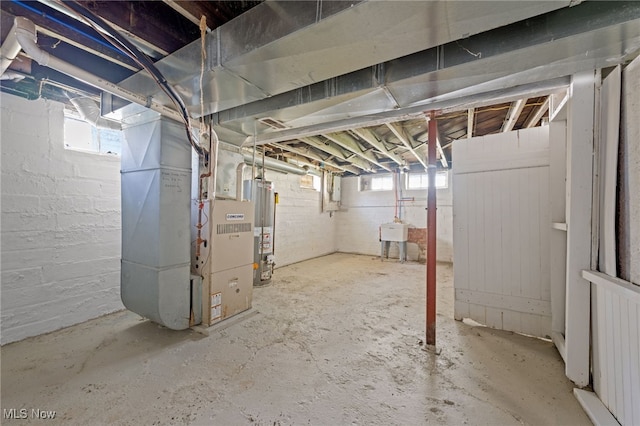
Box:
[217,223,252,234]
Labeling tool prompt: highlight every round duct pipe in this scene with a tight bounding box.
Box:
[241,151,306,175]
[70,97,122,130]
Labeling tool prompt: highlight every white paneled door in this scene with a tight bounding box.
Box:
[453,126,551,338]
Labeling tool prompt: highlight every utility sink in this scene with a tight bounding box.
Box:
[380,223,409,242]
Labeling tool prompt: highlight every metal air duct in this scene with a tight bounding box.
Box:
[120,114,192,330]
[116,1,572,126]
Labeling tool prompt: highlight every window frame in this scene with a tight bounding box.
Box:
[63,110,123,156]
[405,170,449,190]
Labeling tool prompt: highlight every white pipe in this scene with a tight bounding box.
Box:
[13,17,183,123]
[1,18,23,75]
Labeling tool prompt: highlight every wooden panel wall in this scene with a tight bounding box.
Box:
[588,271,640,426]
[453,126,551,338]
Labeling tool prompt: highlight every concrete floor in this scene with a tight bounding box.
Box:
[1,253,589,425]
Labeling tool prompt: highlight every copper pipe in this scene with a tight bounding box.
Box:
[195,171,211,258]
[426,111,438,346]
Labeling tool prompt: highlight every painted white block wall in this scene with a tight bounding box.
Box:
[1,94,122,345]
[336,173,453,262]
[267,171,337,267]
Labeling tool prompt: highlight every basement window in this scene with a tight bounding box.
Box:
[300,174,321,191]
[360,174,393,191]
[406,171,448,189]
[63,111,123,155]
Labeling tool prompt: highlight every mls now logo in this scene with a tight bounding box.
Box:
[3,408,56,419]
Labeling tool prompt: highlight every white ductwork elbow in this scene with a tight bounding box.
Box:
[13,17,50,67]
[70,97,122,130]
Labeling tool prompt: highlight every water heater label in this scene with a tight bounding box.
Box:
[226,213,245,221]
[254,226,273,237]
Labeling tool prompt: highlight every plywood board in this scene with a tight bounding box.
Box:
[598,65,621,276]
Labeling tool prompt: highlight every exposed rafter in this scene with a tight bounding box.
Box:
[467,108,474,139]
[300,137,376,172]
[525,97,550,128]
[386,122,427,169]
[281,153,342,174]
[502,98,527,132]
[74,0,197,56]
[421,116,449,169]
[350,128,405,167]
[271,142,360,175]
[36,27,140,72]
[323,132,392,172]
[435,133,449,169]
[162,0,209,30]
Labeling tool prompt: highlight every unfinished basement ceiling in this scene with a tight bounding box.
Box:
[2,1,640,175]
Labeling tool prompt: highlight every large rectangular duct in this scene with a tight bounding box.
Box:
[120,114,192,330]
[116,1,572,123]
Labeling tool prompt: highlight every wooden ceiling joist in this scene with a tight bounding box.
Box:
[467,108,475,139]
[271,142,360,175]
[299,136,376,172]
[385,122,428,170]
[351,128,405,167]
[524,97,550,128]
[323,132,392,172]
[501,98,527,132]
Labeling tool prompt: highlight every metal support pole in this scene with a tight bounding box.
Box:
[426,112,438,347]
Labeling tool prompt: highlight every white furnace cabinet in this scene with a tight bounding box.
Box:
[193,199,254,326]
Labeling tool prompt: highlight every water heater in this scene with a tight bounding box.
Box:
[243,179,275,286]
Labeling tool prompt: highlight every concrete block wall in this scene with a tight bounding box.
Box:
[336,173,453,262]
[266,171,337,267]
[1,94,122,345]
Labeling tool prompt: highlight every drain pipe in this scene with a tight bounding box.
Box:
[1,18,22,75]
[70,96,121,130]
[12,16,183,123]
